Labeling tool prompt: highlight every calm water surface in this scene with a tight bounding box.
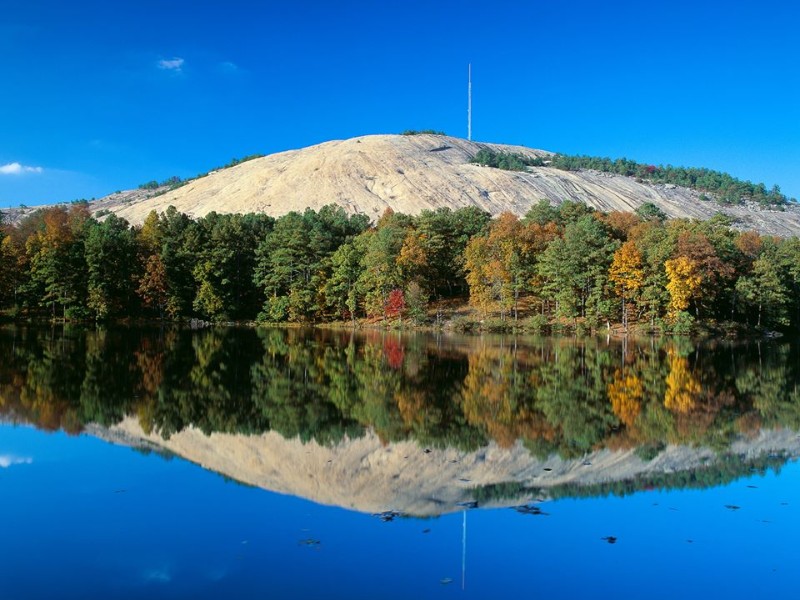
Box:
[1,326,800,599]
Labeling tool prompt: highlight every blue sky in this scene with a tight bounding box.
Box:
[2,0,799,207]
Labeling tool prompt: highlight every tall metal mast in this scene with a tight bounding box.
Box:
[467,64,472,141]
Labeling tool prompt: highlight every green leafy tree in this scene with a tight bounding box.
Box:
[325,237,368,322]
[254,206,367,321]
[357,210,411,318]
[735,241,790,327]
[85,215,137,319]
[537,215,618,325]
[191,212,273,320]
[158,207,198,318]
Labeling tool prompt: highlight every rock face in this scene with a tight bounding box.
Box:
[84,134,800,236]
[89,418,800,517]
[12,133,800,236]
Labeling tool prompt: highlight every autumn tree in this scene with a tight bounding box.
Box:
[357,210,411,318]
[397,229,429,289]
[384,289,406,319]
[24,205,90,320]
[464,212,535,320]
[0,232,26,311]
[671,227,734,318]
[664,256,701,321]
[601,211,641,241]
[138,254,169,319]
[609,240,645,330]
[411,207,490,298]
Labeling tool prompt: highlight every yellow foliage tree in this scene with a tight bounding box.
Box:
[464,235,497,317]
[664,256,701,319]
[397,230,428,285]
[609,241,645,329]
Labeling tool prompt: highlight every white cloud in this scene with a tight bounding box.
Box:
[0,162,43,175]
[157,57,185,72]
[0,454,33,468]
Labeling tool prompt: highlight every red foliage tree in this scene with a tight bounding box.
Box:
[384,288,406,319]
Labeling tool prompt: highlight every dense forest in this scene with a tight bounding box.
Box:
[1,200,799,332]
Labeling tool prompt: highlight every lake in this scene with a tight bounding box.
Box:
[1,326,799,599]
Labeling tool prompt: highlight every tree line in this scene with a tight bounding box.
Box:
[549,154,793,207]
[468,147,793,207]
[1,200,799,331]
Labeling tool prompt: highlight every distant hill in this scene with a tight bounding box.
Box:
[9,134,800,236]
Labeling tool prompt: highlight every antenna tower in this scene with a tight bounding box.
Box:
[467,64,472,141]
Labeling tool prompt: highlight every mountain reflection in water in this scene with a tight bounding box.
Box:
[1,326,799,514]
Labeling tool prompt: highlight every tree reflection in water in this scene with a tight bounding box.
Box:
[1,326,799,461]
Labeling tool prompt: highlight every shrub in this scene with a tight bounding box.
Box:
[524,314,549,333]
[401,129,446,136]
[669,311,695,335]
[470,148,544,171]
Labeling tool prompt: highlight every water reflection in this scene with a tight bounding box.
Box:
[1,326,799,513]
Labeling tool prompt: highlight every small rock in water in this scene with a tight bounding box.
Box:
[422,529,431,534]
[374,510,402,522]
[601,536,618,544]
[725,505,741,511]
[513,504,549,516]
[747,485,758,489]
[299,538,321,546]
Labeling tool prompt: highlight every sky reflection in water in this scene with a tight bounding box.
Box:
[2,425,799,600]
